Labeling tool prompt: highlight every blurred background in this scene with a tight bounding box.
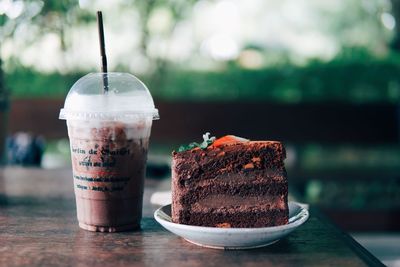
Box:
[1,0,400,265]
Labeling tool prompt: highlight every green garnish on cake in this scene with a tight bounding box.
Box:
[178,132,216,152]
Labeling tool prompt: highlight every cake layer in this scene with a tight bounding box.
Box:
[172,141,286,183]
[175,210,288,228]
[178,182,288,205]
[191,194,286,211]
[177,169,287,188]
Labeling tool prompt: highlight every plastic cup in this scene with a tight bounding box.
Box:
[59,72,159,232]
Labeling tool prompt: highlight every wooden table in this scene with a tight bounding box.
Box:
[0,167,383,267]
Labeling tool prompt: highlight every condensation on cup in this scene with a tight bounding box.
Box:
[59,72,159,232]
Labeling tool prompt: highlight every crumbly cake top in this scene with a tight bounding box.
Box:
[175,133,282,154]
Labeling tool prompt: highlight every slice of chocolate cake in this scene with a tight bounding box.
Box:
[171,134,288,228]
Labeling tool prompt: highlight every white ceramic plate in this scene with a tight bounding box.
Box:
[154,201,309,250]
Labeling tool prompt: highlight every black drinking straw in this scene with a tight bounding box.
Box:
[97,11,109,93]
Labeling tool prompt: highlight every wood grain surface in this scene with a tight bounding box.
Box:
[0,167,383,267]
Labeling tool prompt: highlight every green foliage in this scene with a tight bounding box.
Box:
[6,57,400,103]
[152,58,400,103]
[38,0,95,24]
[5,67,81,99]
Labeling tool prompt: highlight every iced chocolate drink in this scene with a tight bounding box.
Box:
[59,73,159,232]
[68,120,150,231]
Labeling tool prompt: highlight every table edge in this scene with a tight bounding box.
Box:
[311,207,385,267]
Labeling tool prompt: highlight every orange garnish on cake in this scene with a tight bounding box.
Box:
[177,133,248,152]
[211,135,249,147]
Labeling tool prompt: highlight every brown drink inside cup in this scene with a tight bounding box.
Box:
[68,120,151,232]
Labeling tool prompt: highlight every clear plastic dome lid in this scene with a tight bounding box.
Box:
[59,72,159,121]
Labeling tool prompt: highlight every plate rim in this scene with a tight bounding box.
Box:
[154,201,309,233]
